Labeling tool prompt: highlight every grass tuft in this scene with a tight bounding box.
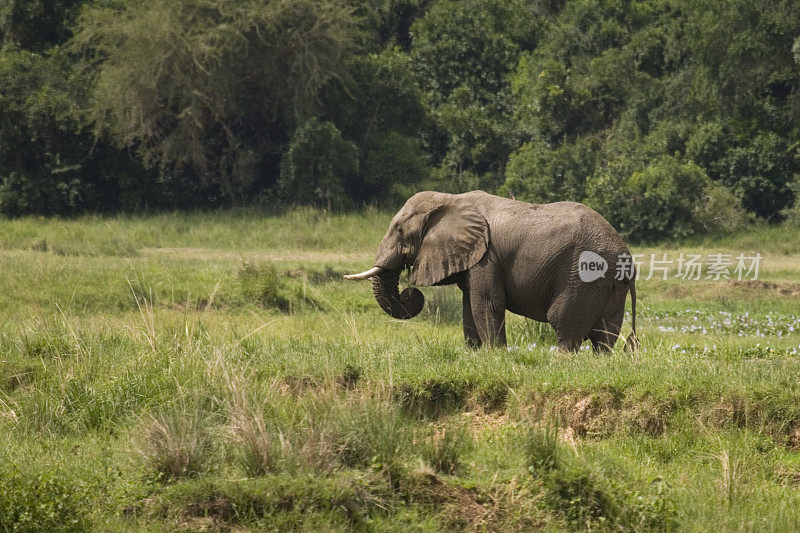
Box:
[422,423,472,475]
[139,403,215,482]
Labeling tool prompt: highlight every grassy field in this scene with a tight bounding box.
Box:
[2,209,800,531]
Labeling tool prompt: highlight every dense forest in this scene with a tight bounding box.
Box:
[2,0,800,240]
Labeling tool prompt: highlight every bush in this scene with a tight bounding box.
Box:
[74,0,360,197]
[544,461,619,527]
[587,155,746,241]
[0,172,88,217]
[238,261,290,312]
[360,132,429,203]
[0,467,88,532]
[693,181,750,234]
[279,118,359,210]
[500,137,596,203]
[238,261,321,312]
[686,125,798,219]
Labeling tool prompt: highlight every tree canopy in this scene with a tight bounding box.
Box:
[1,0,799,240]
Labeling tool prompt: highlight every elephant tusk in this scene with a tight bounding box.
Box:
[343,266,382,280]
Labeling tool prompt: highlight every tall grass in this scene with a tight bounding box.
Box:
[0,211,800,529]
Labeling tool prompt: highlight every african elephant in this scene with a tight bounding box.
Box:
[345,191,639,352]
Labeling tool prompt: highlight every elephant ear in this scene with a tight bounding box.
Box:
[410,204,489,286]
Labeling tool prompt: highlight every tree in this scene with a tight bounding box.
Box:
[279,118,358,210]
[586,155,745,241]
[409,0,521,191]
[0,0,85,51]
[72,0,360,198]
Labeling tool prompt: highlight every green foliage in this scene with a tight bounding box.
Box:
[73,0,360,196]
[506,0,800,226]
[0,46,160,215]
[501,137,596,203]
[0,0,85,51]
[410,0,518,106]
[421,424,472,474]
[1,0,800,232]
[0,466,88,532]
[319,48,429,204]
[411,0,520,191]
[587,155,746,241]
[279,118,359,210]
[361,131,429,202]
[238,260,321,312]
[687,127,798,218]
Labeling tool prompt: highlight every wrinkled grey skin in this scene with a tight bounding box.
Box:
[347,191,639,352]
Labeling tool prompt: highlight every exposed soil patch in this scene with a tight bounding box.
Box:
[787,427,800,450]
[522,390,675,439]
[470,412,511,437]
[728,280,800,297]
[401,470,517,530]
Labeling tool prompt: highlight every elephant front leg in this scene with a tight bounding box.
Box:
[459,283,482,348]
[471,296,507,347]
[463,269,507,348]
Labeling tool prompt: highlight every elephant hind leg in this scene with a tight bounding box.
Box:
[555,335,583,352]
[588,284,627,352]
[547,284,610,353]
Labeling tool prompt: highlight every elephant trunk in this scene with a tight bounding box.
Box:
[372,269,424,319]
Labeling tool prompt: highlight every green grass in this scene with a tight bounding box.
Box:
[1,210,800,530]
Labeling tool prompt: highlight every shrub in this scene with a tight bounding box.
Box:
[500,137,597,203]
[693,181,750,233]
[279,118,358,211]
[0,467,88,532]
[544,460,619,528]
[360,131,428,203]
[238,261,321,312]
[587,155,746,241]
[238,261,290,311]
[687,125,797,219]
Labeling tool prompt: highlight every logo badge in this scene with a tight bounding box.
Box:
[578,251,608,282]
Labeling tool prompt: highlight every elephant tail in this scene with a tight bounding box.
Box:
[624,277,640,352]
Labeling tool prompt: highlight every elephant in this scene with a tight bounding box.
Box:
[344,190,639,352]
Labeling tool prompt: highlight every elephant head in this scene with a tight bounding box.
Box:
[344,191,489,319]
